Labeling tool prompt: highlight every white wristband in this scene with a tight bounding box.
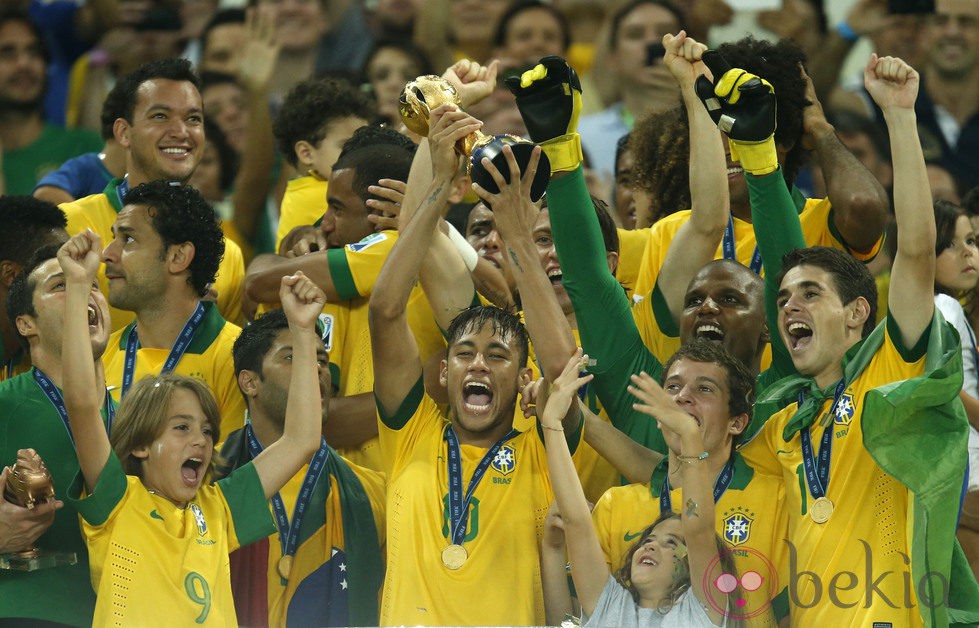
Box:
[446,222,479,272]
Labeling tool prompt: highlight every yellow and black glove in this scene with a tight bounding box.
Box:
[695,51,778,176]
[505,55,583,173]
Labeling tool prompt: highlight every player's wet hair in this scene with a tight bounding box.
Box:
[446,305,529,368]
[232,308,289,384]
[777,246,878,338]
[111,373,224,481]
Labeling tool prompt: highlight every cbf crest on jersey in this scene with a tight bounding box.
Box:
[833,392,855,425]
[190,503,208,537]
[491,444,516,476]
[721,507,753,546]
[317,313,334,352]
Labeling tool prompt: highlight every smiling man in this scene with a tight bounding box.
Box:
[740,55,979,625]
[58,58,246,330]
[0,243,112,625]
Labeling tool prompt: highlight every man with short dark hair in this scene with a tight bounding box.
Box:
[0,196,69,379]
[99,180,246,440]
[217,307,386,627]
[0,11,101,195]
[0,242,112,625]
[59,57,247,329]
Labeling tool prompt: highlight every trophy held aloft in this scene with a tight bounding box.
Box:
[400,75,550,201]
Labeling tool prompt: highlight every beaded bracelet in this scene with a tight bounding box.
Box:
[676,451,709,463]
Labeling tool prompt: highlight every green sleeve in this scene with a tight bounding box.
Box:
[326,248,359,300]
[67,451,128,526]
[217,461,276,547]
[548,168,666,453]
[747,170,806,385]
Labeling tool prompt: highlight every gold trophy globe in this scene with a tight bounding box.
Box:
[400,75,550,201]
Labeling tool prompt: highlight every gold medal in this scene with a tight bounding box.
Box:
[809,496,834,524]
[441,544,468,570]
[277,554,293,579]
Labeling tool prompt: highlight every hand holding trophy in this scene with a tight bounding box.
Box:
[399,73,550,201]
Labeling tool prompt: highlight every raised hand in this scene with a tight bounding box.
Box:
[237,7,280,93]
[279,271,326,331]
[442,58,500,109]
[58,229,102,286]
[428,104,482,182]
[540,349,593,429]
[628,371,699,439]
[367,178,407,232]
[864,53,919,111]
[520,376,545,418]
[662,31,709,90]
[471,144,543,228]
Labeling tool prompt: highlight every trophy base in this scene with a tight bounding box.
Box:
[0,548,77,571]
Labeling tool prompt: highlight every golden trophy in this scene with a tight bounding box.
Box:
[400,75,550,201]
[1,449,78,571]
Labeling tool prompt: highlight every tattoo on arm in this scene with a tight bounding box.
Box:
[424,182,446,205]
[507,248,524,274]
[684,498,699,519]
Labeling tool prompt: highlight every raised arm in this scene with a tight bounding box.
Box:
[369,105,475,415]
[628,370,723,625]
[252,273,325,498]
[229,9,279,243]
[804,67,889,255]
[656,32,729,322]
[473,146,575,380]
[60,230,112,492]
[867,55,934,345]
[538,350,608,615]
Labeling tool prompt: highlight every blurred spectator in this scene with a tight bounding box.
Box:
[413,0,510,72]
[178,0,219,65]
[32,77,129,204]
[577,1,682,178]
[360,39,432,127]
[0,11,101,195]
[492,1,570,66]
[612,133,637,229]
[64,0,186,133]
[198,8,247,76]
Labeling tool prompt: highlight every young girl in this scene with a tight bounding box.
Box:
[58,229,324,625]
[932,200,979,491]
[540,349,728,626]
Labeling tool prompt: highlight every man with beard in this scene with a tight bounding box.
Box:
[0,11,100,195]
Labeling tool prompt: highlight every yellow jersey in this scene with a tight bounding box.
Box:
[275,175,327,252]
[378,380,563,626]
[70,453,274,627]
[326,230,445,471]
[631,197,882,299]
[103,301,246,442]
[615,226,650,302]
[60,179,246,329]
[592,455,787,626]
[739,318,926,626]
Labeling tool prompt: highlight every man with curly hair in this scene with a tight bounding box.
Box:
[630,36,890,303]
[58,58,247,329]
[272,77,374,250]
[100,180,246,441]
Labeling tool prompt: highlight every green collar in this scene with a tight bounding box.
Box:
[648,450,753,497]
[102,177,126,212]
[117,301,226,354]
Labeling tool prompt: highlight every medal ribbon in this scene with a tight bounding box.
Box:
[444,425,518,544]
[723,215,762,275]
[33,368,114,445]
[798,378,847,501]
[122,301,206,396]
[245,422,329,568]
[659,457,735,516]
